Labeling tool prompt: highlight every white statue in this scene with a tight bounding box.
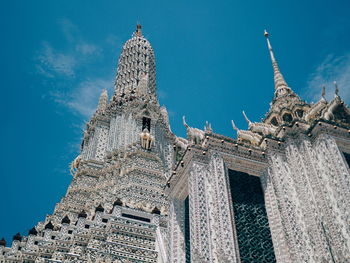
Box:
[323,95,341,121]
[322,81,350,121]
[140,128,154,150]
[183,116,205,145]
[175,136,188,151]
[242,111,276,136]
[70,155,81,175]
[231,120,262,146]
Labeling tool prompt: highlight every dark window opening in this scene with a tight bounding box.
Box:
[68,230,73,234]
[184,196,191,263]
[333,105,350,123]
[282,113,293,122]
[142,117,151,132]
[102,218,108,223]
[295,109,304,118]
[84,225,90,229]
[270,117,279,126]
[343,152,350,168]
[228,169,276,263]
[122,213,151,223]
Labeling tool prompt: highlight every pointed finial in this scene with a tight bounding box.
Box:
[136,24,142,37]
[334,81,339,97]
[322,86,326,98]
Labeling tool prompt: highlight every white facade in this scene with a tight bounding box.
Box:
[1,26,350,263]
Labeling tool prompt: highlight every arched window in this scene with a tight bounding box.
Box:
[283,113,293,122]
[295,109,304,118]
[142,117,151,131]
[270,117,279,126]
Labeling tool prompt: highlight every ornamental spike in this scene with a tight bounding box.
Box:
[322,86,326,98]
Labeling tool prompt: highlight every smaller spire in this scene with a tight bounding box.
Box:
[97,89,108,113]
[334,81,339,97]
[320,86,327,102]
[136,24,142,37]
[264,30,292,98]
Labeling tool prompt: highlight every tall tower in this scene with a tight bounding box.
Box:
[0,25,178,263]
[167,31,350,263]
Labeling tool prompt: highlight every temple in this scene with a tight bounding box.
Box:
[1,26,350,263]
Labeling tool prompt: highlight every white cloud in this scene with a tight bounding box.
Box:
[67,78,113,117]
[106,34,121,47]
[35,18,116,118]
[305,53,350,103]
[59,18,78,43]
[37,42,77,77]
[36,19,101,78]
[51,77,114,118]
[75,43,100,55]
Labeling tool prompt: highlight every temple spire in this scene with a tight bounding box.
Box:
[114,25,157,103]
[97,89,108,113]
[264,30,293,98]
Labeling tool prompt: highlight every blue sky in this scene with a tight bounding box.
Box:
[1,0,350,243]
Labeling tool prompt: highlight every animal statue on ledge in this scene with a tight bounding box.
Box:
[231,120,262,146]
[242,111,276,136]
[183,116,205,145]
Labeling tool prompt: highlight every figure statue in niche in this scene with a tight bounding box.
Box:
[140,128,154,150]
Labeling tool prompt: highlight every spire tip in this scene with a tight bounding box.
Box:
[136,24,142,37]
[264,30,269,38]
